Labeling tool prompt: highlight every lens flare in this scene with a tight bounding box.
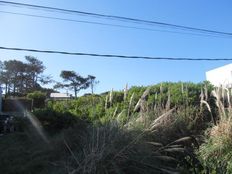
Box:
[14,100,49,144]
[25,111,49,143]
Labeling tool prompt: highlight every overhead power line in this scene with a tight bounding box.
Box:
[0,10,229,39]
[0,46,232,61]
[0,1,231,37]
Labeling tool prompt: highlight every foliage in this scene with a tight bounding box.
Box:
[198,121,232,173]
[27,91,46,100]
[54,70,97,97]
[27,91,46,109]
[61,123,194,174]
[49,82,213,124]
[198,87,232,173]
[87,75,99,94]
[32,108,86,134]
[47,94,105,121]
[0,117,199,174]
[0,81,218,173]
[0,56,51,97]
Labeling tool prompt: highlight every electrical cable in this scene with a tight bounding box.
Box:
[0,46,232,61]
[0,1,231,37]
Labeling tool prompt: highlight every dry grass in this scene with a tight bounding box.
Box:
[149,108,176,131]
[210,120,232,140]
[127,92,134,118]
[198,86,232,173]
[62,123,186,174]
[208,87,232,138]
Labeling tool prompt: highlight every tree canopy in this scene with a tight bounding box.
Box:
[54,70,98,97]
[0,57,98,98]
[0,56,51,96]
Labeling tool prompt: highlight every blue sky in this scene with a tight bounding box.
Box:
[0,0,232,95]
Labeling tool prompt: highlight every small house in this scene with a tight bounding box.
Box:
[50,93,71,100]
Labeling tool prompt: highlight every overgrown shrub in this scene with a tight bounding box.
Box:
[27,91,46,109]
[0,120,198,174]
[0,81,217,173]
[47,82,213,125]
[32,108,87,134]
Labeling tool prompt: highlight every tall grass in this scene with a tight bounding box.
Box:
[198,87,232,173]
[62,123,189,174]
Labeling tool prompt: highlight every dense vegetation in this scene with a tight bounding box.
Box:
[0,81,231,173]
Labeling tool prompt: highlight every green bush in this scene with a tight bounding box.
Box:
[46,82,213,124]
[27,91,46,108]
[47,95,106,121]
[32,108,87,134]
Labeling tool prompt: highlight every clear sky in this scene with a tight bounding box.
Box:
[0,0,232,95]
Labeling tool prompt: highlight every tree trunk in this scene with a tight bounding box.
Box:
[5,83,8,95]
[91,83,94,94]
[13,82,16,96]
[7,84,10,94]
[74,86,77,98]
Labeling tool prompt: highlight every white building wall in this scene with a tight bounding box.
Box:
[50,93,70,98]
[206,63,232,87]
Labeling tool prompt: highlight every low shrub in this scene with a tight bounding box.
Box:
[32,108,87,134]
[0,121,197,174]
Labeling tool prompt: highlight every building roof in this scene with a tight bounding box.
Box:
[206,63,232,73]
